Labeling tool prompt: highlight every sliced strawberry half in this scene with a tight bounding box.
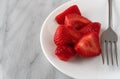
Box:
[74,33,101,57]
[80,22,101,34]
[65,26,82,42]
[65,13,91,30]
[54,25,82,46]
[55,5,81,24]
[55,45,76,61]
[54,25,74,46]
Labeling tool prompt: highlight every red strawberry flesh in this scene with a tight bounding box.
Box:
[55,45,76,61]
[80,22,101,34]
[75,33,101,57]
[54,25,73,46]
[55,5,81,24]
[65,13,91,30]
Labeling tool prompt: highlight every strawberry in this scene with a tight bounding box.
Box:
[55,45,76,61]
[65,13,91,30]
[65,26,82,42]
[80,22,101,34]
[55,5,81,24]
[74,33,101,57]
[54,25,74,46]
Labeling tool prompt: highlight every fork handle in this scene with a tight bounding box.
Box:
[108,0,112,28]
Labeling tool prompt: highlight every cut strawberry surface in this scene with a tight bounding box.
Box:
[74,33,101,57]
[80,22,101,34]
[55,45,76,61]
[65,26,82,42]
[54,25,81,46]
[54,25,73,46]
[55,5,81,24]
[65,13,91,30]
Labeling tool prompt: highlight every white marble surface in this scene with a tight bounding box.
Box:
[0,0,73,79]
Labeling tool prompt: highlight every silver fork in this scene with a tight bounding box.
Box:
[101,0,118,66]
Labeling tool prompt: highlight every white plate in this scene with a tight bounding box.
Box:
[40,0,120,79]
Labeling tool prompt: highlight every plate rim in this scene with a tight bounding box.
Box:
[40,0,75,78]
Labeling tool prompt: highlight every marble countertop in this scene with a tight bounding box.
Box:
[0,0,73,79]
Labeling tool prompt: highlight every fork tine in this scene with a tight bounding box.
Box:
[110,41,114,65]
[101,42,105,64]
[114,41,118,66]
[105,41,109,65]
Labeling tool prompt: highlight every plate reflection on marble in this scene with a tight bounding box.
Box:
[40,0,120,79]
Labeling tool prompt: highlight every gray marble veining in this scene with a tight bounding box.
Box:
[0,0,73,79]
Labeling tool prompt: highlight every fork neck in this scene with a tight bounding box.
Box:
[108,0,113,28]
